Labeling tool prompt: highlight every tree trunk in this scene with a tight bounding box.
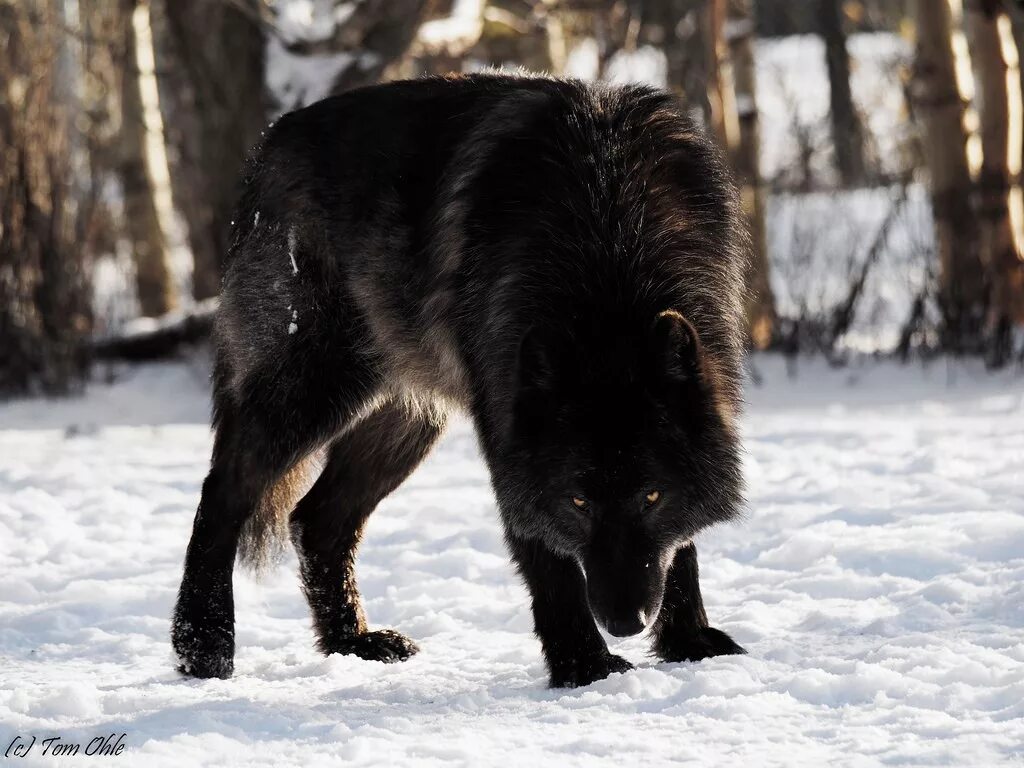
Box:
[119,0,176,317]
[965,0,1024,362]
[820,0,866,186]
[909,0,986,350]
[706,0,738,151]
[78,2,124,271]
[546,2,592,75]
[0,0,92,395]
[651,0,734,138]
[158,0,266,301]
[727,0,775,348]
[652,0,713,126]
[1011,6,1024,191]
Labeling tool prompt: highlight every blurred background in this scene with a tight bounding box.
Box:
[3,0,1024,398]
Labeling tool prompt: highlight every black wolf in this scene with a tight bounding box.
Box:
[172,73,747,688]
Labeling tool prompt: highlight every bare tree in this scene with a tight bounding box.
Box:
[77,0,124,306]
[965,0,1024,362]
[727,0,774,347]
[647,0,713,125]
[820,0,866,185]
[0,0,92,394]
[119,0,176,317]
[1009,3,1024,179]
[909,0,986,349]
[705,0,739,151]
[157,0,266,301]
[644,0,739,149]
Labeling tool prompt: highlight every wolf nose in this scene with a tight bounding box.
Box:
[605,610,647,637]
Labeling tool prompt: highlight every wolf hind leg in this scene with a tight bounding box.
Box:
[650,542,745,663]
[172,403,317,679]
[172,343,379,679]
[290,399,446,663]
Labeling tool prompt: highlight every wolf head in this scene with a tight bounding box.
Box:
[503,309,743,637]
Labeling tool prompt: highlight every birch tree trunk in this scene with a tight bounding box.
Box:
[706,0,738,152]
[909,0,986,350]
[1011,7,1024,185]
[964,0,1024,362]
[119,0,175,317]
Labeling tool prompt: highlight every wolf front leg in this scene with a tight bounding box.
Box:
[508,536,633,688]
[650,542,745,663]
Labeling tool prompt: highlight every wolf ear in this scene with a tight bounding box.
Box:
[651,310,703,383]
[517,326,562,392]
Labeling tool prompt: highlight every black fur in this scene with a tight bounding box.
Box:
[172,73,748,687]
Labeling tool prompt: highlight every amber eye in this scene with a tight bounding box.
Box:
[645,490,661,506]
[571,496,589,511]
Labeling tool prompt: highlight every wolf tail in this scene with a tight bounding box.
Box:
[235,457,315,574]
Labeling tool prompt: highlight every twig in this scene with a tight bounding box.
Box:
[827,183,910,356]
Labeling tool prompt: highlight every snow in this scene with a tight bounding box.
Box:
[1,354,1022,765]
[267,0,359,112]
[416,0,484,52]
[266,35,356,113]
[605,46,669,90]
[563,37,601,81]
[288,226,299,274]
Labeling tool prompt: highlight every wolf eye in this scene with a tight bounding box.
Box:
[644,490,661,506]
[571,496,589,512]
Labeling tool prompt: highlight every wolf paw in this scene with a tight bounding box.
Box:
[324,629,420,663]
[548,651,634,688]
[655,626,746,664]
[172,620,235,679]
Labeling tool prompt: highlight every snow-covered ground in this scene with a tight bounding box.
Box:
[1,355,1022,766]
